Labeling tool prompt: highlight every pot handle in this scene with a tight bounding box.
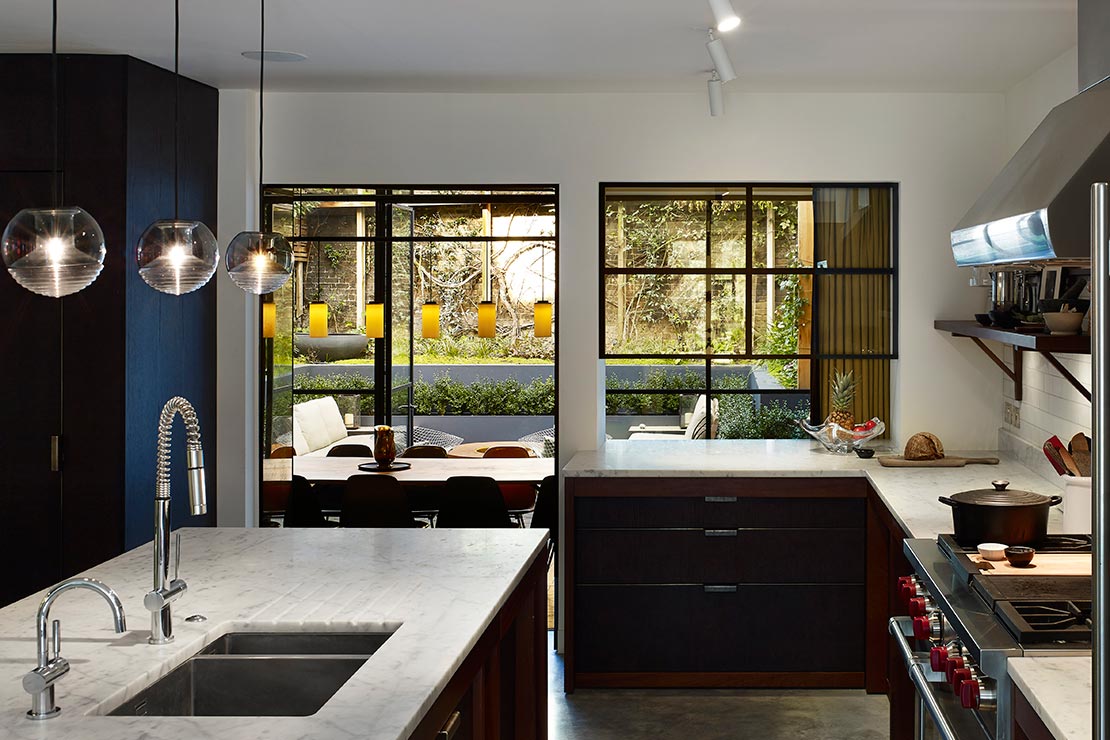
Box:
[1048,495,1063,507]
[938,496,958,507]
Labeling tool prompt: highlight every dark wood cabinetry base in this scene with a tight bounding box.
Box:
[1012,681,1056,740]
[408,547,548,740]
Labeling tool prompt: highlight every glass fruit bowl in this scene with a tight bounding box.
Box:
[798,417,886,454]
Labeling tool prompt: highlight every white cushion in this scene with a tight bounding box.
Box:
[293,397,349,453]
[291,425,310,456]
[683,395,708,439]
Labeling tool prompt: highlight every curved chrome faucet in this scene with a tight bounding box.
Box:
[24,577,126,719]
[147,396,207,645]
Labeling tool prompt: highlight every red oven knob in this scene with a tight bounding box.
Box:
[930,646,951,672]
[960,680,981,709]
[898,577,921,607]
[945,656,965,684]
[912,615,939,641]
[908,596,930,617]
[950,667,972,692]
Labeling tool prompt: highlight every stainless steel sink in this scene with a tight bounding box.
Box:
[108,632,392,717]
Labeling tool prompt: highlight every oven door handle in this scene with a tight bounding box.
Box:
[889,616,961,740]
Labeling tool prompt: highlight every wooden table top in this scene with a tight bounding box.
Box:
[447,441,539,459]
[263,456,554,484]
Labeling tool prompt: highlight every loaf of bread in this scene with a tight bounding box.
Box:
[904,432,945,461]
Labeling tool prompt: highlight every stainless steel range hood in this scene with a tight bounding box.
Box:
[951,77,1110,266]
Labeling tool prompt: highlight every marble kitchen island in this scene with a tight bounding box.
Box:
[0,527,549,740]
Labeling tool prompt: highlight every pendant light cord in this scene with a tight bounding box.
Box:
[173,0,179,220]
[257,0,265,226]
[51,0,59,208]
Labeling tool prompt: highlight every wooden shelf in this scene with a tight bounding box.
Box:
[933,320,1090,353]
[934,319,1091,402]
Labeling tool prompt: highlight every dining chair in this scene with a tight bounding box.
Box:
[399,444,448,525]
[283,475,337,528]
[436,476,514,528]
[531,475,557,567]
[340,475,426,528]
[270,445,296,459]
[326,443,373,457]
[482,445,537,527]
[400,445,448,458]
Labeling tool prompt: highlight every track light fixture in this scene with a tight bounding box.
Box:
[708,72,724,117]
[708,0,741,33]
[706,30,737,83]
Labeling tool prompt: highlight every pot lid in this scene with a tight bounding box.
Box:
[949,479,1054,506]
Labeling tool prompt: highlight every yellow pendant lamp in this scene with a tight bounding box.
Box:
[422,301,440,339]
[365,302,384,339]
[533,300,552,337]
[477,300,496,338]
[262,301,276,339]
[308,301,328,338]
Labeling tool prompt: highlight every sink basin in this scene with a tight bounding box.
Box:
[109,632,392,717]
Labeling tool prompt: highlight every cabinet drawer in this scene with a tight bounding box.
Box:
[575,583,864,673]
[576,528,864,584]
[576,496,864,530]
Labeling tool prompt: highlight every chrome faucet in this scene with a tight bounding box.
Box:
[145,396,206,645]
[23,578,126,719]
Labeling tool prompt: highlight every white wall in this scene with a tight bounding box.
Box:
[998,48,1090,460]
[224,89,1012,458]
[216,90,260,527]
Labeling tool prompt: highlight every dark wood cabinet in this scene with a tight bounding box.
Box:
[0,54,218,607]
[1012,680,1056,740]
[564,476,868,690]
[407,548,548,740]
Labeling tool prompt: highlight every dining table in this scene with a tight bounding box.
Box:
[262,455,555,485]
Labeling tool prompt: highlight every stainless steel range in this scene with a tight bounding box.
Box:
[890,535,1092,740]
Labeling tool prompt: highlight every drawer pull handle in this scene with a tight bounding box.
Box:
[705,529,737,537]
[704,585,738,593]
[704,496,736,503]
[437,711,462,739]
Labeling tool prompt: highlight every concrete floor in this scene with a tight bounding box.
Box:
[546,633,889,740]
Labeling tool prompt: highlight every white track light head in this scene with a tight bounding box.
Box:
[708,0,741,33]
[708,74,724,117]
[706,33,737,83]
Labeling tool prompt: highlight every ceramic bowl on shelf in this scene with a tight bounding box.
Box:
[1042,311,1084,335]
[799,417,886,455]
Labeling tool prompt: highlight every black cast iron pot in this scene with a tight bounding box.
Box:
[939,480,1062,546]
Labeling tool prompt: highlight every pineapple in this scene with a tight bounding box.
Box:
[827,370,856,431]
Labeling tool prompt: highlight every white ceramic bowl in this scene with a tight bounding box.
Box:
[1042,311,1084,335]
[977,542,1008,561]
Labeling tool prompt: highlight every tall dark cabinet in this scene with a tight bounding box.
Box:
[0,54,218,607]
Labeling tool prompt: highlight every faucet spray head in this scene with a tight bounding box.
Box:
[186,446,207,516]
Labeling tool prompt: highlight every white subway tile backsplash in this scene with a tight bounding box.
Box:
[1003,350,1091,449]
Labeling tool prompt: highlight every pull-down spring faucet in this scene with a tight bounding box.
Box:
[145,396,206,645]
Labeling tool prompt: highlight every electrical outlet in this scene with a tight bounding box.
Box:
[1012,405,1020,429]
[1004,402,1013,426]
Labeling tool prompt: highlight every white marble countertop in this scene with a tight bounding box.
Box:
[1009,657,1091,740]
[563,439,1064,538]
[0,527,547,739]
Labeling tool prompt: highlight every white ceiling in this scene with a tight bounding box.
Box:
[0,0,1077,93]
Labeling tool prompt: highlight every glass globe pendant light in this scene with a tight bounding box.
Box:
[224,0,293,295]
[1,0,105,298]
[136,0,218,295]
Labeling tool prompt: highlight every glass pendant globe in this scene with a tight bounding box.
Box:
[1,207,105,297]
[225,231,293,295]
[137,220,219,295]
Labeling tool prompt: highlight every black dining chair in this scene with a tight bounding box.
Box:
[400,445,448,525]
[436,476,514,528]
[341,474,425,528]
[531,475,557,566]
[327,443,373,457]
[283,475,337,528]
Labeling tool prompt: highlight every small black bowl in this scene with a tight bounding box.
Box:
[1004,546,1036,567]
[974,313,992,327]
[854,447,875,459]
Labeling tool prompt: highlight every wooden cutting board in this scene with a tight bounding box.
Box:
[877,455,1000,467]
[970,553,1091,576]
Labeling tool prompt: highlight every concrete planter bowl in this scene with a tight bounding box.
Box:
[293,334,369,362]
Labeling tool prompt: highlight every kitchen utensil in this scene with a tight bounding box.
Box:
[1042,311,1084,335]
[938,479,1063,546]
[1069,433,1092,477]
[1043,440,1068,475]
[976,542,1008,561]
[1004,546,1036,567]
[877,455,998,467]
[1046,434,1081,475]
